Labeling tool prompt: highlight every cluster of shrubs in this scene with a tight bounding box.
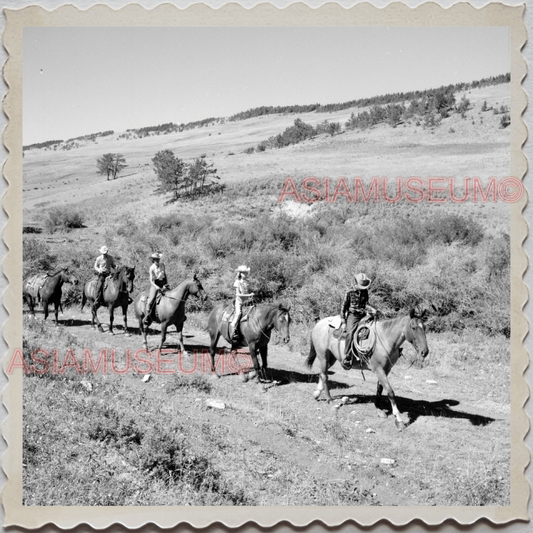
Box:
[66,130,114,143]
[42,207,84,234]
[245,118,342,154]
[345,93,473,131]
[23,139,64,152]
[107,180,509,337]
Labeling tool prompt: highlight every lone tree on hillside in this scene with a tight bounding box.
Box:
[111,154,127,179]
[187,154,220,197]
[96,153,127,180]
[152,150,186,201]
[96,153,114,180]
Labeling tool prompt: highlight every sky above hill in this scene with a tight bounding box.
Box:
[23,26,510,145]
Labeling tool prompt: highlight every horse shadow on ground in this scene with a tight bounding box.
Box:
[60,318,94,328]
[335,393,496,427]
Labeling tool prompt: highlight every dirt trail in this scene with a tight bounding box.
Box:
[37,304,508,423]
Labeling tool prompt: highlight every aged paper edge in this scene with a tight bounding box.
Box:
[1,1,529,529]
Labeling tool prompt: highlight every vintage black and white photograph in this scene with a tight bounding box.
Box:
[3,2,528,527]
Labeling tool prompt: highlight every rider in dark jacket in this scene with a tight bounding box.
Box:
[340,272,377,370]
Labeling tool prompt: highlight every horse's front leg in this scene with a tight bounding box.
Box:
[108,305,115,335]
[259,344,270,382]
[375,382,384,411]
[53,300,60,326]
[43,301,49,321]
[174,324,188,356]
[247,341,261,382]
[92,303,104,332]
[122,305,131,336]
[374,366,405,430]
[139,316,149,347]
[208,331,221,377]
[159,321,169,352]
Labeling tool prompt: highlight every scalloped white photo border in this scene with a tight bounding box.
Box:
[1,2,529,529]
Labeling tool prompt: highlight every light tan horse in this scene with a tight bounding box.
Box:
[133,273,207,352]
[306,308,429,430]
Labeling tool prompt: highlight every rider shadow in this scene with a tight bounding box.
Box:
[342,394,496,427]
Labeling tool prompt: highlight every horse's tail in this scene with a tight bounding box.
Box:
[305,334,317,369]
[81,289,87,311]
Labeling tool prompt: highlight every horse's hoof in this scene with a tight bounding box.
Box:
[313,390,321,400]
[109,331,115,335]
[241,373,249,383]
[395,419,405,431]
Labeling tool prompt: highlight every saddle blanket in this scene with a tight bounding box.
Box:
[221,304,254,324]
[139,292,165,319]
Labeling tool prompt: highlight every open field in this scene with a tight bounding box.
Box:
[22,82,511,506]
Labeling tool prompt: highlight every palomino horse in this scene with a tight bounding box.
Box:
[207,302,291,381]
[133,273,207,352]
[23,268,78,325]
[81,265,136,335]
[306,308,429,430]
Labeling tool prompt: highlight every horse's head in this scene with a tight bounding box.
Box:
[62,267,78,286]
[274,303,291,344]
[125,266,136,293]
[406,308,429,359]
[115,265,135,293]
[191,273,208,302]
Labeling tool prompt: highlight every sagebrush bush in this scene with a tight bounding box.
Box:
[43,207,84,233]
[23,238,57,278]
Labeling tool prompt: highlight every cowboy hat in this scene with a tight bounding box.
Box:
[99,246,109,254]
[150,252,162,260]
[235,265,250,273]
[354,272,372,289]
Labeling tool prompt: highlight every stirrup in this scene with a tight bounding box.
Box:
[341,357,352,370]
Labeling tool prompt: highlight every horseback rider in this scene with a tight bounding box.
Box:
[94,246,116,306]
[231,265,254,342]
[340,272,377,370]
[143,252,170,325]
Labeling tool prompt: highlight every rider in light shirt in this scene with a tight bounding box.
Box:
[94,246,116,306]
[143,252,170,325]
[231,265,254,341]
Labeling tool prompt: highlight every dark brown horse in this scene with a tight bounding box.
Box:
[133,273,207,352]
[81,265,135,335]
[306,309,429,430]
[23,268,78,325]
[207,302,291,381]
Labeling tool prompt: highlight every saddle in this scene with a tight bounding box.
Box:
[139,291,166,321]
[26,274,49,301]
[221,303,255,341]
[328,315,377,359]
